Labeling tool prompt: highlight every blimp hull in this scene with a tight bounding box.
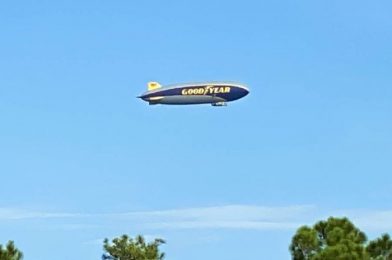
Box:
[139,82,249,106]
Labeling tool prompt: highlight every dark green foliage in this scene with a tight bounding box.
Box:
[290,217,368,260]
[290,217,392,260]
[290,226,319,259]
[366,234,392,260]
[314,217,367,246]
[0,241,23,260]
[103,234,165,260]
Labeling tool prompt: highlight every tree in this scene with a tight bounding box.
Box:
[102,234,165,260]
[366,234,392,260]
[0,241,23,260]
[290,217,368,259]
[290,226,319,259]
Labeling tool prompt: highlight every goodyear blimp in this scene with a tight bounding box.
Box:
[138,81,249,106]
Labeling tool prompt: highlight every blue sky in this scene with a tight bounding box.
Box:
[1,0,391,259]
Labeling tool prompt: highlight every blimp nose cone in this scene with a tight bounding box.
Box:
[240,87,249,97]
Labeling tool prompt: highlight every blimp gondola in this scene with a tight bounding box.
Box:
[138,81,249,106]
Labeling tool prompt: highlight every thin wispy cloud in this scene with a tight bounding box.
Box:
[146,220,301,230]
[2,205,392,232]
[112,205,315,230]
[117,205,315,221]
[336,209,392,231]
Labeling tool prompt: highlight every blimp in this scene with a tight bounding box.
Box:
[138,81,249,106]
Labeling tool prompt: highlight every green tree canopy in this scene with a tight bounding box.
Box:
[366,234,392,260]
[290,217,367,260]
[290,226,320,259]
[290,217,392,260]
[0,241,23,260]
[103,234,165,260]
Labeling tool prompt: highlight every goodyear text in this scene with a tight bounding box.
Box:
[181,86,231,95]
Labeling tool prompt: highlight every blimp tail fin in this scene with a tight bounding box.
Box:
[148,82,161,91]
